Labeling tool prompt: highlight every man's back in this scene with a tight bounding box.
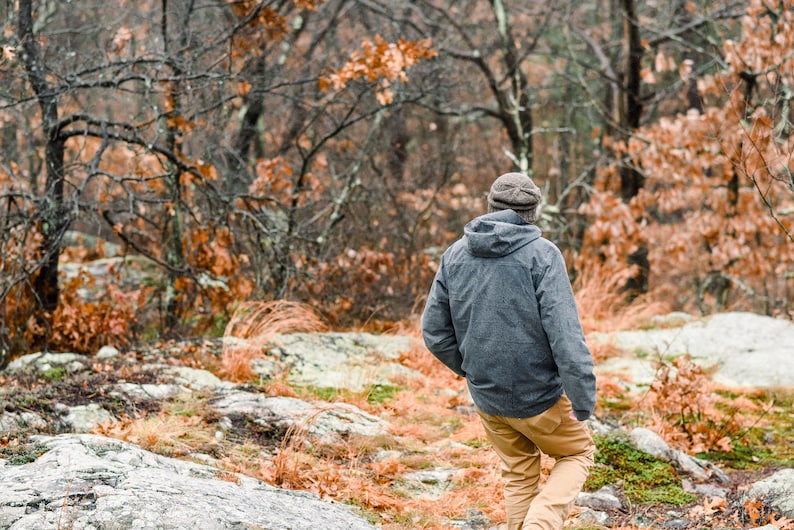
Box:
[421,208,595,421]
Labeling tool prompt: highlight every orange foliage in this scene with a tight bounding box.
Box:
[577,0,794,316]
[246,157,323,206]
[48,271,143,354]
[293,0,326,9]
[319,36,436,104]
[160,226,256,335]
[226,0,325,57]
[296,247,435,328]
[228,2,288,45]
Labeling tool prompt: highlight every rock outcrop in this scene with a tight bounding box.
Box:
[594,312,794,388]
[0,433,376,529]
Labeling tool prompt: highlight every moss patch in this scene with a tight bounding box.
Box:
[39,367,67,381]
[585,434,696,505]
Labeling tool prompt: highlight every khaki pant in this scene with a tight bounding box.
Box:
[477,395,595,530]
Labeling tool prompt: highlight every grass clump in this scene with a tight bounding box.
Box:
[366,384,400,405]
[302,385,353,403]
[219,300,328,382]
[301,383,400,407]
[585,434,696,505]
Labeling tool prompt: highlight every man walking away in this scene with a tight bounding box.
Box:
[421,172,596,530]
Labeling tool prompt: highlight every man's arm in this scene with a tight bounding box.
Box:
[421,260,465,377]
[535,245,596,420]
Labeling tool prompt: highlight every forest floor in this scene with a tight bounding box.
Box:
[1,333,793,529]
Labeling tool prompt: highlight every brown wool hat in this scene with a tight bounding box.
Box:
[487,172,542,223]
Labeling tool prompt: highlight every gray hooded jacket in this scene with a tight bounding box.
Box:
[421,209,596,420]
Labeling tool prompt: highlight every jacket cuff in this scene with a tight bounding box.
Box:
[573,409,591,421]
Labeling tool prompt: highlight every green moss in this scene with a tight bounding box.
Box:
[0,441,50,465]
[305,385,347,401]
[598,394,633,412]
[39,367,66,381]
[302,383,400,405]
[585,434,696,505]
[697,436,794,469]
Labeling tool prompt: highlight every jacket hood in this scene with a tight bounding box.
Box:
[464,209,542,257]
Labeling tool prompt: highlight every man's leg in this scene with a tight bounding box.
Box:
[477,410,543,530]
[515,395,595,530]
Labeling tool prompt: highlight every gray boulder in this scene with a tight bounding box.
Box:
[252,332,417,392]
[211,390,390,445]
[594,312,794,388]
[0,433,376,529]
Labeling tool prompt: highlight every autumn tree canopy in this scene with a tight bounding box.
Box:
[0,0,792,360]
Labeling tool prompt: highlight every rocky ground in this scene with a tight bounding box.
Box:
[0,313,793,529]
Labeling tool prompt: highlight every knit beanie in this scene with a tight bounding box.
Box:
[487,172,542,224]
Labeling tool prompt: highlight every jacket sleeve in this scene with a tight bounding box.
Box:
[535,245,596,420]
[421,258,465,377]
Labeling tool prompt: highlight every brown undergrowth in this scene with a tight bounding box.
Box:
[4,298,788,529]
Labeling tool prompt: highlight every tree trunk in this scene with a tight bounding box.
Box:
[19,0,67,324]
[161,0,192,334]
[491,0,533,173]
[619,0,648,296]
[619,0,644,202]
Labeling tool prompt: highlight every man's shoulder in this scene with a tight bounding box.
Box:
[442,237,469,258]
[534,236,562,252]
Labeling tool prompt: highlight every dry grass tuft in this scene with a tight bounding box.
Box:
[589,339,622,363]
[398,337,445,377]
[217,443,278,484]
[572,262,627,332]
[272,411,319,487]
[219,300,328,382]
[574,262,671,333]
[93,411,217,457]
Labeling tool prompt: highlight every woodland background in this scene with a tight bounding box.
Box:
[1,0,794,362]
